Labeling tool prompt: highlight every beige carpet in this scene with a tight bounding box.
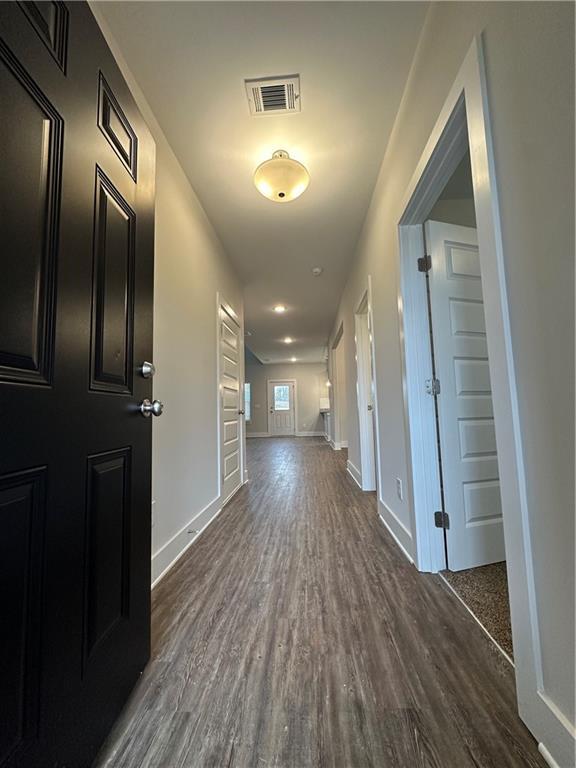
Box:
[441,562,513,660]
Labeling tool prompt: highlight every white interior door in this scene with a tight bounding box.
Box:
[355,309,376,490]
[219,303,242,502]
[267,381,295,436]
[333,339,347,448]
[426,220,505,571]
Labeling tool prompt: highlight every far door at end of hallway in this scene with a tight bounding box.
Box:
[267,381,296,436]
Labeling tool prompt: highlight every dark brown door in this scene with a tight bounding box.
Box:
[0,3,155,766]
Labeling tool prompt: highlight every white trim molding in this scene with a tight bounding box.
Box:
[151,476,248,589]
[378,499,414,561]
[246,431,324,438]
[151,495,221,587]
[346,459,362,489]
[538,743,562,768]
[378,508,414,566]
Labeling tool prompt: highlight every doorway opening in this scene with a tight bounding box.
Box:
[267,379,296,436]
[424,152,512,660]
[353,291,377,491]
[394,43,542,700]
[401,129,512,660]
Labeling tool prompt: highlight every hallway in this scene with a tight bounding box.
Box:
[96,438,544,768]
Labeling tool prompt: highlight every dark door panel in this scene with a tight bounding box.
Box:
[0,3,155,766]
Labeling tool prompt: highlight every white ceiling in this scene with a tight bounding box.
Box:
[96,1,428,363]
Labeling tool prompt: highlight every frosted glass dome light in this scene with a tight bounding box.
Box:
[254,150,310,203]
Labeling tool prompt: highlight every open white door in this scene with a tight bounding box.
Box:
[267,380,296,436]
[426,220,505,571]
[354,307,376,490]
[219,303,242,503]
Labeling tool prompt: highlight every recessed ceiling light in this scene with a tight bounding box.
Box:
[284,337,293,344]
[254,150,310,203]
[291,357,297,362]
[311,266,323,276]
[273,304,286,313]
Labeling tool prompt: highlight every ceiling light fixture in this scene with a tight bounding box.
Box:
[291,357,297,362]
[273,304,287,313]
[311,266,323,276]
[254,150,310,203]
[283,337,293,344]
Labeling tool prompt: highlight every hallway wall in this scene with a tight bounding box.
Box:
[91,6,244,585]
[245,361,328,436]
[329,2,574,763]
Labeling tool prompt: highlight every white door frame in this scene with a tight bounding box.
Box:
[267,379,297,436]
[216,293,245,500]
[395,37,572,764]
[353,287,377,491]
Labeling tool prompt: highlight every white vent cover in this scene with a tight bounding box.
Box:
[245,75,301,116]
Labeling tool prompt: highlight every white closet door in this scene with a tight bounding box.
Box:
[219,304,242,502]
[426,220,505,571]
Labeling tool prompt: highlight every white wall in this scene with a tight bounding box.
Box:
[329,1,574,762]
[245,361,328,436]
[91,6,243,585]
[427,197,476,227]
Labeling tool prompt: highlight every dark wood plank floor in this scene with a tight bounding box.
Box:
[95,437,544,768]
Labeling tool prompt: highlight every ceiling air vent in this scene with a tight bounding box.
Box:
[245,75,301,116]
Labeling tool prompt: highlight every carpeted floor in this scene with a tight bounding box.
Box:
[441,561,513,660]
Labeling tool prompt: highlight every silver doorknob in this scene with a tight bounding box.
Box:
[140,361,156,378]
[140,398,164,417]
[367,404,373,411]
[238,409,245,415]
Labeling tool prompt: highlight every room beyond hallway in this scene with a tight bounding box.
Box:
[95,438,544,768]
[441,563,513,660]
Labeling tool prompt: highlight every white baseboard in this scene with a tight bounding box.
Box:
[538,743,562,768]
[151,478,248,589]
[247,431,323,438]
[296,431,324,437]
[378,501,414,565]
[340,440,348,448]
[346,459,362,489]
[151,494,221,588]
[220,478,245,509]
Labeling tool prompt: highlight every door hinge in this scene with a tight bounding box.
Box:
[417,254,432,272]
[425,377,441,396]
[434,510,450,529]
